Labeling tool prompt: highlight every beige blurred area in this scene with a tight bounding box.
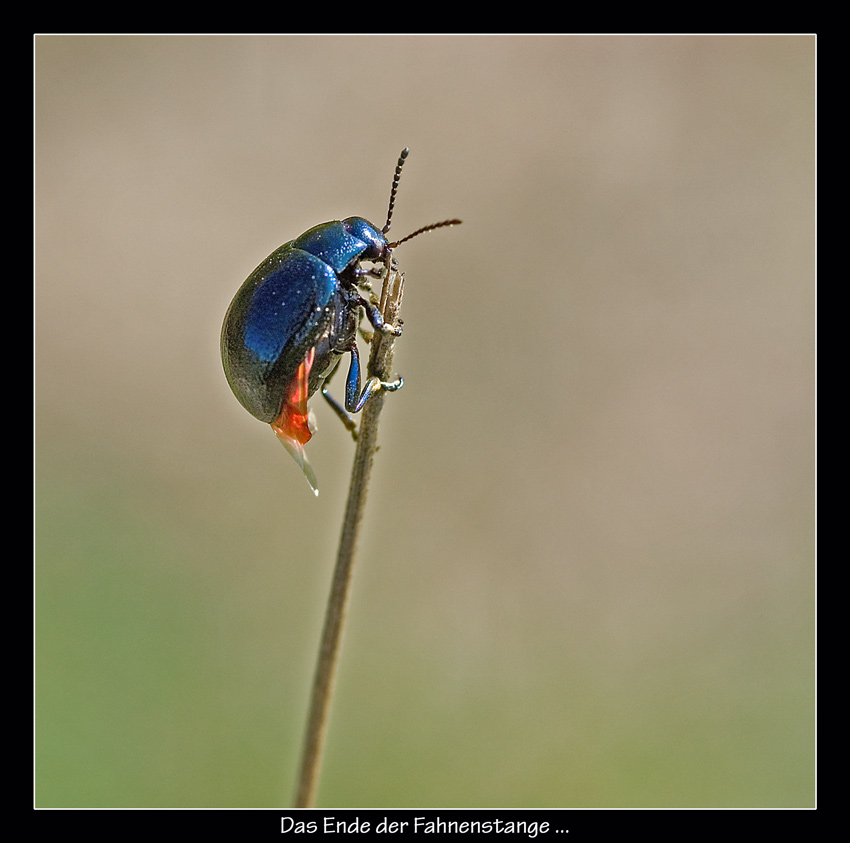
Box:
[35,36,815,808]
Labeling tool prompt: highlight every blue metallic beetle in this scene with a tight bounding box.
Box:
[221,149,461,494]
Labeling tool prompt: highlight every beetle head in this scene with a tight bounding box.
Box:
[341,216,389,262]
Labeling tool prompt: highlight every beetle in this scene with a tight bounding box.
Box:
[221,148,461,494]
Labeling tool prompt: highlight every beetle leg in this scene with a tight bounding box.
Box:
[343,342,363,411]
[348,375,404,414]
[344,342,404,413]
[315,362,358,439]
[356,265,384,282]
[359,296,403,337]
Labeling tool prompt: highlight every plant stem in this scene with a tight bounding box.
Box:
[293,264,405,808]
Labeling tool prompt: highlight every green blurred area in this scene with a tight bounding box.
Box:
[36,35,815,808]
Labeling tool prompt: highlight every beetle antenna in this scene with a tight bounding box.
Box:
[388,218,463,249]
[382,148,409,235]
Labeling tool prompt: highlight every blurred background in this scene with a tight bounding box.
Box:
[35,36,815,808]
